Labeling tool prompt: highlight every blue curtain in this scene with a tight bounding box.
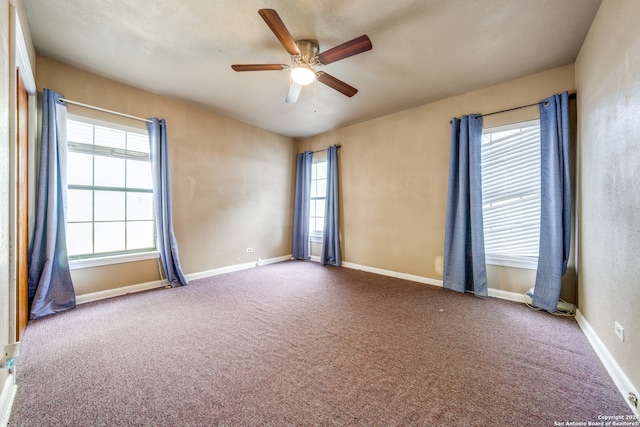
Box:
[528,92,571,313]
[147,118,188,287]
[443,115,488,296]
[321,145,342,266]
[292,151,313,260]
[27,89,76,319]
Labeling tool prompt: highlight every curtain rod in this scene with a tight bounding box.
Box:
[311,145,341,154]
[59,97,153,124]
[449,93,576,124]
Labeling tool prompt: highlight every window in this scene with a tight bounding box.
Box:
[310,160,327,238]
[66,118,156,261]
[481,120,540,269]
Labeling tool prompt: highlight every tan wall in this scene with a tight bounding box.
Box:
[35,56,296,296]
[299,64,576,297]
[575,0,640,394]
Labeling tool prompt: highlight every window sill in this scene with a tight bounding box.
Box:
[69,251,159,270]
[485,255,537,270]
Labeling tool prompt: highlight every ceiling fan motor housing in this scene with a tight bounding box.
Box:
[294,40,319,66]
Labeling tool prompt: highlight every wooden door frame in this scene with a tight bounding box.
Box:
[16,71,29,341]
[11,6,37,342]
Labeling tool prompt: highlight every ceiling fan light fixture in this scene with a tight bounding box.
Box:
[290,64,316,86]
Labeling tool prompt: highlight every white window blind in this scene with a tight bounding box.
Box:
[481,120,540,268]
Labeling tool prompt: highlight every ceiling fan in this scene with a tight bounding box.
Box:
[231,9,372,103]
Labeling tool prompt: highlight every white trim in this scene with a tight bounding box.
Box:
[337,261,570,310]
[316,260,568,310]
[76,255,294,304]
[0,374,16,427]
[487,288,527,303]
[186,255,293,281]
[70,251,159,270]
[76,278,166,305]
[575,310,640,417]
[257,255,293,266]
[14,10,36,95]
[186,262,257,281]
[342,262,444,287]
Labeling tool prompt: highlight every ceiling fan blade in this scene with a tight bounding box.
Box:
[285,83,303,103]
[317,35,372,65]
[231,64,288,72]
[317,72,358,97]
[258,9,301,56]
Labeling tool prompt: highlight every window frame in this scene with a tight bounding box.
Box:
[309,158,327,242]
[481,119,541,270]
[65,115,158,269]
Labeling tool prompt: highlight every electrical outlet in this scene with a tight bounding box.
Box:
[245,248,253,253]
[614,321,624,342]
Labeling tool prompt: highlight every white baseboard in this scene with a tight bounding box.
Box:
[76,279,166,305]
[342,261,444,287]
[0,374,16,427]
[259,255,293,266]
[575,310,640,417]
[186,254,292,281]
[313,259,572,310]
[488,288,527,303]
[186,262,257,281]
[76,255,293,305]
[338,261,533,303]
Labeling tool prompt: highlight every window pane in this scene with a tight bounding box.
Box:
[310,180,317,198]
[67,223,93,256]
[127,160,153,189]
[67,152,93,186]
[315,162,327,180]
[67,189,93,222]
[95,125,126,149]
[314,199,326,217]
[312,218,324,232]
[94,156,125,187]
[94,222,125,253]
[94,191,125,221]
[316,179,327,198]
[127,192,154,220]
[127,221,155,250]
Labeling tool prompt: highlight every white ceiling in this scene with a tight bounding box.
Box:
[23,0,601,139]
